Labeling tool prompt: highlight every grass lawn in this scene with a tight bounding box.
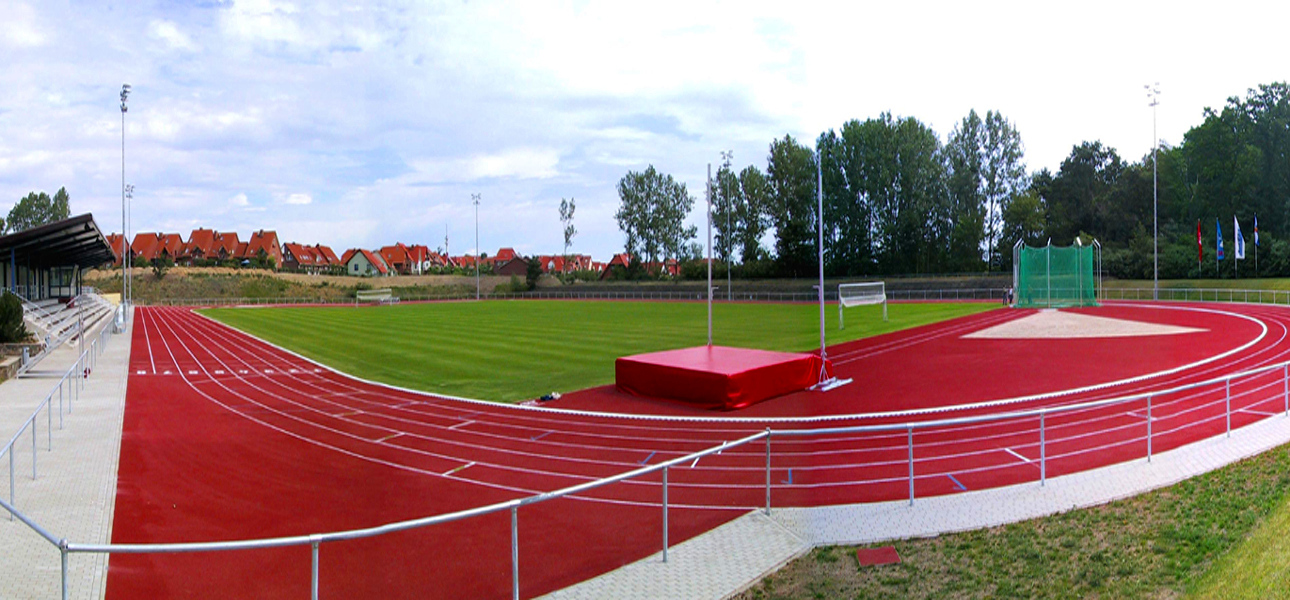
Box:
[734,443,1290,600]
[200,300,995,402]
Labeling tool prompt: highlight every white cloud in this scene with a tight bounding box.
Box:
[284,193,312,205]
[148,19,198,52]
[0,2,45,48]
[228,192,249,207]
[404,148,561,185]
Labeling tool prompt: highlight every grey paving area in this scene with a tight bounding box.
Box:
[0,314,129,600]
[544,408,1290,600]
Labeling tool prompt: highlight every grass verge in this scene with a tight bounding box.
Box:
[201,300,995,402]
[734,443,1290,600]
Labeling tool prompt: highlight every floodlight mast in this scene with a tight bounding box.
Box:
[120,83,130,321]
[1146,82,1160,299]
[472,193,481,300]
[706,163,713,347]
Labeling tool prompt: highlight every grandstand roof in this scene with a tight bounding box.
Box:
[0,213,115,268]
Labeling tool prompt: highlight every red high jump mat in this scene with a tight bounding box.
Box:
[615,345,828,410]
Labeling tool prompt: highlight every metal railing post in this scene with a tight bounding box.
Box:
[61,540,69,600]
[1226,378,1231,437]
[662,466,669,562]
[907,426,914,506]
[59,383,63,429]
[8,450,13,521]
[32,423,37,480]
[47,400,52,450]
[310,537,320,600]
[1040,411,1046,486]
[1147,395,1152,462]
[764,429,771,515]
[1284,364,1288,417]
[511,506,520,600]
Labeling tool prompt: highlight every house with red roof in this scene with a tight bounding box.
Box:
[342,248,390,277]
[599,253,633,280]
[283,242,331,273]
[213,231,241,261]
[315,244,340,267]
[104,233,127,266]
[243,230,282,268]
[182,228,217,264]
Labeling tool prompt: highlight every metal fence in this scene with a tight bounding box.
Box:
[1103,287,1290,305]
[4,325,1289,599]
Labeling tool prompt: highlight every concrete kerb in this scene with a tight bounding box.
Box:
[0,309,131,600]
[542,405,1290,600]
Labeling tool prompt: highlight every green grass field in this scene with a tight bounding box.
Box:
[201,300,996,402]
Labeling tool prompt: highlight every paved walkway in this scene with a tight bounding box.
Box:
[544,406,1290,599]
[0,313,129,600]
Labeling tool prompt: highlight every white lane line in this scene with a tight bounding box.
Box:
[449,420,474,430]
[375,432,403,443]
[443,462,476,476]
[1239,408,1278,417]
[1003,447,1032,464]
[1125,410,1157,421]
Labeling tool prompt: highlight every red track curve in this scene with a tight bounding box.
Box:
[107,302,1290,599]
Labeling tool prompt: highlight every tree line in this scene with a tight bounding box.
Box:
[613,81,1290,280]
[3,188,71,235]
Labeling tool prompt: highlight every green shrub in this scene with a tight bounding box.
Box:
[0,291,31,343]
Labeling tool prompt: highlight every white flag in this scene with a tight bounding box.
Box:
[1235,216,1246,260]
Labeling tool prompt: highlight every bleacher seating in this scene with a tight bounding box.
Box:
[15,292,115,374]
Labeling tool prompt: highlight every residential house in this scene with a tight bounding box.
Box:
[342,248,390,277]
[244,230,283,268]
[182,228,217,264]
[104,233,127,266]
[494,255,529,277]
[283,242,331,273]
[599,253,632,280]
[213,231,241,261]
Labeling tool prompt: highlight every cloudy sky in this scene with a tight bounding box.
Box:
[1,1,1285,260]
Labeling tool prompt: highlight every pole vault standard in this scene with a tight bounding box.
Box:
[707,163,713,347]
[812,152,850,391]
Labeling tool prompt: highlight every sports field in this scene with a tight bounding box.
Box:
[201,300,996,401]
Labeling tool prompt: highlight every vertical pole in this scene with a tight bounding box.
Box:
[907,426,914,506]
[61,541,69,600]
[662,466,669,563]
[47,400,51,450]
[1226,378,1231,437]
[9,450,13,521]
[1147,395,1153,462]
[1040,411,1047,486]
[1284,364,1288,417]
[707,164,713,347]
[817,156,826,363]
[764,429,771,515]
[32,423,37,480]
[311,539,320,600]
[511,506,519,600]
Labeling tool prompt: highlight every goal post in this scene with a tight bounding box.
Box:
[355,288,398,305]
[838,281,887,329]
[1013,242,1098,308]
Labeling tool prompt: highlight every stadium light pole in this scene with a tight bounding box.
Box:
[124,184,134,309]
[1146,83,1160,300]
[472,193,481,301]
[120,83,131,320]
[706,164,713,347]
[720,150,733,302]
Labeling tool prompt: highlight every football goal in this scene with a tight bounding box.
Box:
[839,281,887,329]
[1013,242,1098,308]
[355,288,399,305]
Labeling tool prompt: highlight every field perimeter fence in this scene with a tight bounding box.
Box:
[5,323,1290,599]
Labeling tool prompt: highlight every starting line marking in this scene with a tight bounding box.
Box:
[449,420,474,430]
[163,370,172,375]
[947,473,967,491]
[1003,447,1033,464]
[443,462,476,476]
[638,451,656,465]
[215,370,225,375]
[188,370,198,375]
[530,431,552,441]
[1125,410,1158,421]
[136,370,146,375]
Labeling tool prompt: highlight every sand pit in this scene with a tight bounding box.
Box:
[964,308,1207,339]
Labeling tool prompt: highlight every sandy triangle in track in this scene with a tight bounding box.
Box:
[963,309,1207,339]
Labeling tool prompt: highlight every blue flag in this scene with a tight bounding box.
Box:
[1217,219,1225,260]
[1255,214,1259,246]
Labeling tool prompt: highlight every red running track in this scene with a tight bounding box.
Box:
[108,302,1290,599]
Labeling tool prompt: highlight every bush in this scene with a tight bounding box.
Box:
[0,291,31,343]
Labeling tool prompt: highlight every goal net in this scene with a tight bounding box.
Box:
[838,282,887,329]
[1013,243,1097,308]
[355,288,399,305]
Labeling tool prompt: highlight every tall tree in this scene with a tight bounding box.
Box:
[1041,141,1124,243]
[712,162,739,265]
[559,197,576,263]
[982,111,1028,268]
[5,187,71,234]
[765,135,818,277]
[614,166,696,267]
[945,110,987,271]
[736,165,771,262]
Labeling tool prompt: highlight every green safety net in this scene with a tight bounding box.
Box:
[1014,244,1098,308]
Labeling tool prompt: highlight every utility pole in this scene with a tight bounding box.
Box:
[120,83,131,321]
[473,193,481,300]
[1146,83,1160,300]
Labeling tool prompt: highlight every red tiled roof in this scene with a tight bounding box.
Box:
[244,230,282,265]
[185,228,216,259]
[315,245,340,265]
[214,231,241,257]
[494,247,517,263]
[105,233,126,265]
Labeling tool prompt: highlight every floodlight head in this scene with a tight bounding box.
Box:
[120,84,131,112]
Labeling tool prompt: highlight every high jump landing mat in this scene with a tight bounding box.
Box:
[615,345,828,410]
